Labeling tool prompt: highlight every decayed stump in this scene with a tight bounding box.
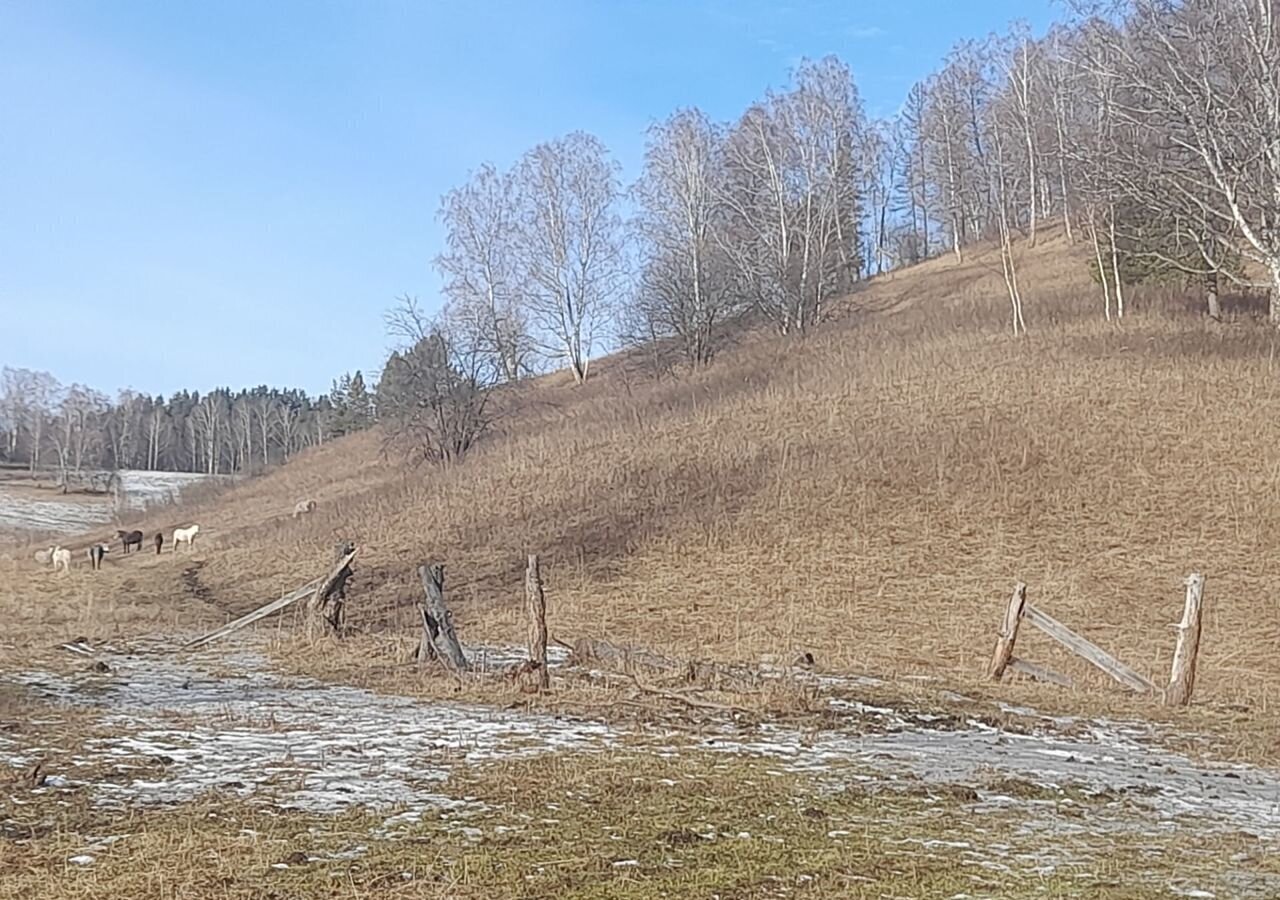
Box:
[305,546,357,639]
[987,582,1027,681]
[1164,573,1206,707]
[524,554,549,691]
[417,564,469,672]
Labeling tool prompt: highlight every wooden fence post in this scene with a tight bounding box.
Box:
[1164,573,1205,707]
[987,582,1027,680]
[305,545,357,639]
[525,554,550,690]
[417,564,469,672]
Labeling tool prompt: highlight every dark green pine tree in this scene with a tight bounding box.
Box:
[345,371,373,429]
[328,373,353,435]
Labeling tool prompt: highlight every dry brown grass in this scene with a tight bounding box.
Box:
[7,232,1280,757]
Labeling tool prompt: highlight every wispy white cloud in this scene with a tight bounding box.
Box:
[847,25,886,39]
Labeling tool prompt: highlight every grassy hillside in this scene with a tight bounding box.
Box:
[7,232,1280,751]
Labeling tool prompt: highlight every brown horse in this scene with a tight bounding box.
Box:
[154,532,164,555]
[118,529,144,554]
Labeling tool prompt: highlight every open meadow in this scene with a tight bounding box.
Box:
[5,236,1280,897]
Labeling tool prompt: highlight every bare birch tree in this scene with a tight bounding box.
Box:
[512,132,624,383]
[898,81,934,261]
[863,119,902,275]
[1099,0,1280,320]
[436,163,534,382]
[629,108,737,367]
[718,56,865,334]
[995,22,1042,244]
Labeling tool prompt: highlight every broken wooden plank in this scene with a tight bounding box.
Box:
[568,638,695,678]
[987,582,1027,681]
[184,579,321,649]
[1008,657,1075,688]
[567,637,762,688]
[1023,603,1155,693]
[417,564,468,672]
[1164,573,1206,707]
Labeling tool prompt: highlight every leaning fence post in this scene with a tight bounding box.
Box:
[525,554,550,691]
[987,582,1027,681]
[1164,573,1206,707]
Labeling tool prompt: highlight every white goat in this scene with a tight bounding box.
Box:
[52,547,72,574]
[172,524,200,552]
[292,499,317,519]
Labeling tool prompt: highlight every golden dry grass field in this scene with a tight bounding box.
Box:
[6,235,1280,898]
[7,234,1279,737]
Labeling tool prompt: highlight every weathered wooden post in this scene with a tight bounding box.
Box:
[417,563,469,672]
[987,582,1027,680]
[305,545,357,639]
[1164,573,1206,707]
[525,554,549,690]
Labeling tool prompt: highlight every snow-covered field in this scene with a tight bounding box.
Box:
[0,470,226,538]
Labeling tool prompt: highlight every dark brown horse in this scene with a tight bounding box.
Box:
[154,532,165,555]
[118,529,144,554]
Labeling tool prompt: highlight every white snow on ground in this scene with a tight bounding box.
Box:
[5,648,617,821]
[0,470,224,537]
[4,638,1280,896]
[3,640,1280,839]
[698,720,1280,837]
[0,493,113,535]
[118,470,226,511]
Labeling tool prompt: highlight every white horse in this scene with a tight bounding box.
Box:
[292,499,317,519]
[172,524,200,552]
[34,546,55,566]
[52,547,72,574]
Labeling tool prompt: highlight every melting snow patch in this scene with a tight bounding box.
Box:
[8,636,1280,862]
[693,720,1280,839]
[3,649,621,818]
[67,855,95,866]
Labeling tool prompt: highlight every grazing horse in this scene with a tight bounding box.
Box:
[172,524,200,552]
[118,529,144,554]
[292,499,317,519]
[52,547,72,574]
[88,543,109,571]
[154,532,165,554]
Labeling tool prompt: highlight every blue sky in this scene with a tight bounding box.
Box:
[0,0,1058,398]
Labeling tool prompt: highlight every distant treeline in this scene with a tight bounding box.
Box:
[0,367,375,477]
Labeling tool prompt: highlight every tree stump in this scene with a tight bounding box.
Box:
[305,547,357,639]
[417,564,468,672]
[525,554,549,691]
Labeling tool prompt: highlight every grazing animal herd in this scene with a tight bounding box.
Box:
[32,524,199,574]
[32,497,317,574]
